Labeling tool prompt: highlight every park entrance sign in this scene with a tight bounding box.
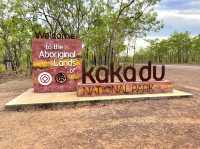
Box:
[32,37,173,96]
[77,61,173,96]
[32,39,82,92]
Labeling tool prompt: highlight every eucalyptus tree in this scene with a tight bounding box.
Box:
[15,0,109,66]
[15,0,103,37]
[168,32,191,63]
[84,0,163,66]
[15,0,162,66]
[134,32,199,64]
[0,0,163,73]
[191,35,200,63]
[104,0,163,65]
[0,0,34,72]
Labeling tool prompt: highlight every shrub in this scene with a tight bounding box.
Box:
[0,64,5,73]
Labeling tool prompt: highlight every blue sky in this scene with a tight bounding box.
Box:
[153,0,200,37]
[136,0,200,50]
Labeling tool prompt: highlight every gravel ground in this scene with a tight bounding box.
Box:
[0,65,200,149]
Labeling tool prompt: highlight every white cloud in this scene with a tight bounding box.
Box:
[190,0,200,7]
[157,10,200,21]
[135,36,168,51]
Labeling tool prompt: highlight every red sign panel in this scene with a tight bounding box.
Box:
[32,39,82,92]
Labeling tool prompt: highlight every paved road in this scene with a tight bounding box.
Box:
[165,65,200,95]
[166,64,200,70]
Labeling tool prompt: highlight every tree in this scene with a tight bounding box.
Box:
[0,0,33,73]
[15,0,162,66]
[0,0,163,73]
[134,32,200,64]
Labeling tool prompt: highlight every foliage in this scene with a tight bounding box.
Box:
[0,0,162,73]
[0,64,5,73]
[134,32,200,64]
[0,0,34,73]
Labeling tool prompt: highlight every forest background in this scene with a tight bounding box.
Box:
[0,0,199,74]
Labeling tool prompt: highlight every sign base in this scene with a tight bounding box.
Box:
[77,80,173,97]
[5,88,192,109]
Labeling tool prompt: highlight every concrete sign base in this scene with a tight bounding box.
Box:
[5,88,192,109]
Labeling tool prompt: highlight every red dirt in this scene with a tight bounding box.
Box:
[0,65,200,149]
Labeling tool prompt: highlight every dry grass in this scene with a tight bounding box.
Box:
[0,65,200,149]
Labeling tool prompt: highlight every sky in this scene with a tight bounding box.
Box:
[136,0,200,50]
